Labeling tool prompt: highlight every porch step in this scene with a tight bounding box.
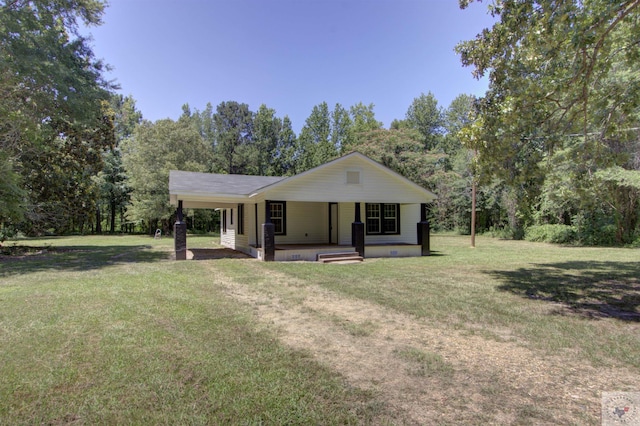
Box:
[317,252,363,263]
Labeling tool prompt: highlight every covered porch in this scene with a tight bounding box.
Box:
[260,243,422,262]
[171,199,431,262]
[169,153,436,262]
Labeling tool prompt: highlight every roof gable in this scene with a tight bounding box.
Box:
[257,152,437,203]
[169,152,436,206]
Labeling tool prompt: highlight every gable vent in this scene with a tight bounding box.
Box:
[346,171,360,184]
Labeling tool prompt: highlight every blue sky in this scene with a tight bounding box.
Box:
[86,0,495,132]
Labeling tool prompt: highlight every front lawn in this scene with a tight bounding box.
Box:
[1,234,638,424]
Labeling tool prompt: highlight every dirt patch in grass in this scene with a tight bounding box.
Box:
[210,262,639,425]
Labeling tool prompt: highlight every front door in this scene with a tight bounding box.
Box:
[329,203,338,244]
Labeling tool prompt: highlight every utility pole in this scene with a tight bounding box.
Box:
[471,178,476,248]
[471,149,477,248]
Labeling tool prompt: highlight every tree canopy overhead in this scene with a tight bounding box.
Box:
[456,0,640,243]
[456,0,640,146]
[0,0,113,235]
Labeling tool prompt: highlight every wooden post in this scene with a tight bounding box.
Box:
[417,203,431,256]
[174,200,187,260]
[352,202,365,257]
[471,179,476,248]
[470,148,478,248]
[263,200,275,261]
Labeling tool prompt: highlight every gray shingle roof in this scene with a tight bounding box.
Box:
[169,171,285,196]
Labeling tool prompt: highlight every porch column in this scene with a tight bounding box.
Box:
[174,200,187,260]
[417,203,431,256]
[352,202,365,257]
[262,200,275,261]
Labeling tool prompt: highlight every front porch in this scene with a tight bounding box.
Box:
[250,243,422,262]
[170,152,437,262]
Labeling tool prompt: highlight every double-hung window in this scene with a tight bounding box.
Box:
[269,201,286,235]
[365,203,400,235]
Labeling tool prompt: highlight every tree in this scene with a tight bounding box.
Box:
[350,128,444,191]
[442,94,475,156]
[20,115,115,234]
[212,101,254,174]
[253,104,282,175]
[185,102,216,170]
[456,0,640,242]
[0,154,24,241]
[0,0,113,233]
[331,103,352,154]
[122,118,211,233]
[405,92,444,150]
[457,0,640,144]
[111,94,143,141]
[93,94,142,233]
[297,102,334,171]
[0,0,110,140]
[274,116,298,176]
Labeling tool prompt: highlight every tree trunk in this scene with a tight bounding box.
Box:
[109,201,116,234]
[96,207,102,234]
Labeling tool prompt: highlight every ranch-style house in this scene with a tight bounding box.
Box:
[169,151,436,261]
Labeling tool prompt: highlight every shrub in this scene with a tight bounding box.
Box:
[485,226,520,240]
[572,213,618,246]
[525,224,577,244]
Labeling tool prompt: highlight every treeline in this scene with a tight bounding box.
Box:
[118,93,482,235]
[2,0,639,246]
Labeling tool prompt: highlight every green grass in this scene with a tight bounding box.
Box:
[394,347,454,378]
[1,234,639,424]
[0,235,375,424]
[255,235,640,367]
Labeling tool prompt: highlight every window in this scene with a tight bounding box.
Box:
[237,204,244,235]
[383,204,398,234]
[366,203,380,234]
[222,209,227,233]
[269,201,286,235]
[365,203,400,235]
[230,208,233,225]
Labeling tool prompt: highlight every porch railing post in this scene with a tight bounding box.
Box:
[352,202,365,257]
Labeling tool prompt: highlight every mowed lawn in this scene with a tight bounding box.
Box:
[0,234,638,424]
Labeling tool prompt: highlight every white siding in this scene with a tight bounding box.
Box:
[235,205,249,249]
[247,203,257,247]
[220,208,235,249]
[274,202,329,244]
[338,202,355,245]
[221,204,254,254]
[338,202,420,245]
[262,155,434,203]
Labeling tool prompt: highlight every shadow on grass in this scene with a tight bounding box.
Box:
[0,245,169,277]
[489,261,640,322]
[189,248,252,260]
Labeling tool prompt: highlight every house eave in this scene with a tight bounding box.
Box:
[170,192,250,208]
